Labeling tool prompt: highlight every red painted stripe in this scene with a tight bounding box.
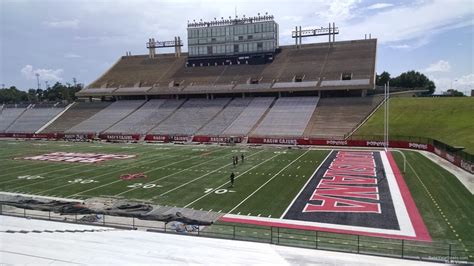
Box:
[386,151,431,241]
[220,216,422,241]
[219,151,432,242]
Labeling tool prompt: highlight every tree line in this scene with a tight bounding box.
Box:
[376,70,436,95]
[0,82,82,104]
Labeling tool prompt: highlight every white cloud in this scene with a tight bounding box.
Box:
[430,73,473,94]
[317,0,361,21]
[21,65,64,82]
[367,3,394,10]
[389,44,410,49]
[457,73,474,86]
[43,19,79,29]
[64,53,82,58]
[425,60,451,73]
[336,0,474,47]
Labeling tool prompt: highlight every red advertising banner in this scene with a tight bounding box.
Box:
[144,135,169,142]
[98,134,140,141]
[193,135,242,143]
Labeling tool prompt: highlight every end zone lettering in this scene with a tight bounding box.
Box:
[304,151,380,213]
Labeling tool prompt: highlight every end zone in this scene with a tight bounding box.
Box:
[220,150,431,241]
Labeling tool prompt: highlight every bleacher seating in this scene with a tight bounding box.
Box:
[6,107,64,133]
[222,97,274,136]
[67,100,145,133]
[0,108,27,132]
[106,99,184,134]
[42,102,111,133]
[197,98,252,135]
[252,97,319,136]
[150,98,230,135]
[303,96,383,139]
[81,39,376,94]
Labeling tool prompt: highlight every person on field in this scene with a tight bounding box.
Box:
[241,153,244,163]
[232,156,236,166]
[230,172,235,187]
[235,155,238,165]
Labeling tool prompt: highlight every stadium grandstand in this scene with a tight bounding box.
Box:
[1,15,380,141]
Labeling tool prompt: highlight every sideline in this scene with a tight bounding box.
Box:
[419,150,472,194]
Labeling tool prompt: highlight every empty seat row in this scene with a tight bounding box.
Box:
[67,100,145,133]
[252,97,319,136]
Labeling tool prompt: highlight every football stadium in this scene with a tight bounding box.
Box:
[1,7,473,265]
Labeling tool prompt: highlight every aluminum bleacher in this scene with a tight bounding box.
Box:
[197,98,252,135]
[150,98,230,135]
[67,100,145,133]
[0,107,27,132]
[42,102,111,133]
[222,97,274,136]
[5,106,64,133]
[106,99,184,134]
[304,96,383,139]
[252,97,319,137]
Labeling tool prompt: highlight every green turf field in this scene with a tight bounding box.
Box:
[0,140,328,218]
[354,97,474,153]
[0,140,472,248]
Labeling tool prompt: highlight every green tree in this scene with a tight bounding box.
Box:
[376,71,391,86]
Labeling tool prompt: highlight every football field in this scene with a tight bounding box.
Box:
[0,140,328,219]
[0,140,472,247]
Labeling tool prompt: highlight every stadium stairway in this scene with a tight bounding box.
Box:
[196,97,252,136]
[303,95,384,139]
[36,103,75,133]
[247,98,278,136]
[252,97,320,137]
[67,100,146,133]
[222,97,275,136]
[145,99,188,134]
[5,105,65,133]
[42,102,112,133]
[0,106,28,133]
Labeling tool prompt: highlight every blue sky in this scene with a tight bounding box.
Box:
[1,0,473,94]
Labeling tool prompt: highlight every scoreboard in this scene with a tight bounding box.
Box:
[187,15,278,64]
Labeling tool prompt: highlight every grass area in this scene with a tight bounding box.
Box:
[392,150,474,243]
[354,97,474,153]
[0,140,328,218]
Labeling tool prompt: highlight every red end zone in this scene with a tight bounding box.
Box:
[220,151,431,241]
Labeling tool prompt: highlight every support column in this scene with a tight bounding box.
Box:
[328,23,331,45]
[332,22,336,42]
[295,26,298,48]
[299,26,302,47]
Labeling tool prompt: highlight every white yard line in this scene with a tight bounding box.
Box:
[49,151,218,196]
[8,150,177,190]
[279,150,333,219]
[184,153,280,207]
[114,149,252,196]
[158,150,266,197]
[417,150,474,194]
[0,163,88,185]
[68,149,230,197]
[0,144,141,178]
[228,150,310,214]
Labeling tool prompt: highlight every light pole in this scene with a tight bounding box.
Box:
[384,81,390,151]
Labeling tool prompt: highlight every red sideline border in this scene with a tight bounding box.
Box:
[220,151,432,242]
